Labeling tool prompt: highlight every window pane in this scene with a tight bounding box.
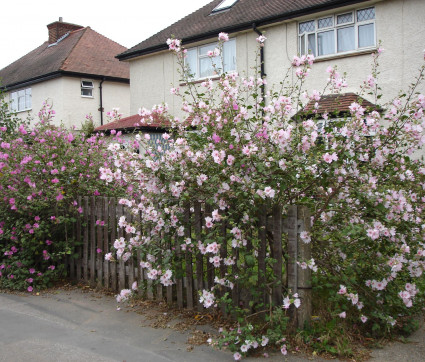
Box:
[25,94,31,109]
[199,57,218,78]
[337,13,353,24]
[18,95,25,110]
[199,43,217,56]
[337,26,355,52]
[318,17,333,29]
[357,7,375,22]
[10,93,17,112]
[186,48,197,78]
[223,39,236,72]
[81,81,93,88]
[300,34,305,55]
[299,20,315,34]
[358,23,375,47]
[317,30,335,56]
[308,33,316,55]
[81,89,92,97]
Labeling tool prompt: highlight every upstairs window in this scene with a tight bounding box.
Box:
[81,80,94,97]
[185,38,236,80]
[299,7,375,57]
[10,88,31,112]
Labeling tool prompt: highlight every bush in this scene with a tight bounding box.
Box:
[0,102,124,291]
[101,34,425,358]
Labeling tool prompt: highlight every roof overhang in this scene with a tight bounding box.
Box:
[1,71,129,92]
[117,0,373,61]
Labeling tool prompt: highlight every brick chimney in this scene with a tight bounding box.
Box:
[47,18,84,44]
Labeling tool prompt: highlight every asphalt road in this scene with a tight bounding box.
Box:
[0,288,423,362]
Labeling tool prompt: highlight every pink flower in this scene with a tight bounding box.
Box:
[323,152,338,163]
[48,265,55,270]
[218,32,229,42]
[56,194,64,201]
[96,248,102,254]
[29,268,35,274]
[27,286,33,292]
[212,133,221,143]
[233,352,242,361]
[339,311,346,318]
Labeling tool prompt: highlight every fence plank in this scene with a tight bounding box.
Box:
[83,197,89,282]
[69,223,75,280]
[76,196,82,282]
[184,204,194,309]
[110,197,117,291]
[126,209,135,289]
[194,201,203,311]
[175,234,184,308]
[204,204,214,291]
[96,198,103,289]
[219,218,227,315]
[103,197,110,289]
[90,196,96,286]
[258,204,267,307]
[272,204,283,306]
[117,204,125,291]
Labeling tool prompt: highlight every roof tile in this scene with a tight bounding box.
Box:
[118,0,369,60]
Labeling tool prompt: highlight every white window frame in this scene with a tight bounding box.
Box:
[185,38,236,80]
[81,80,94,98]
[299,6,376,58]
[9,88,31,112]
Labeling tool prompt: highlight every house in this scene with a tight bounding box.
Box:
[116,0,424,119]
[94,113,172,154]
[0,18,130,129]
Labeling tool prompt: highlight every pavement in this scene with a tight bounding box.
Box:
[0,287,423,362]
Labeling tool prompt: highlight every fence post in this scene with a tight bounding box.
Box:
[297,206,312,329]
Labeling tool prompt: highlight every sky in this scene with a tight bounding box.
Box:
[0,0,213,70]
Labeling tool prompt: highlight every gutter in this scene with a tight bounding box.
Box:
[117,0,371,61]
[99,78,105,126]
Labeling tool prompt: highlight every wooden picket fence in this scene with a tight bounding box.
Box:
[68,196,312,327]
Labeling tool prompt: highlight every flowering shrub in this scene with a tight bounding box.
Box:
[0,102,124,291]
[102,34,425,358]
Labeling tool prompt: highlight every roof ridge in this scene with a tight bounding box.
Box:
[59,27,88,71]
[85,27,128,50]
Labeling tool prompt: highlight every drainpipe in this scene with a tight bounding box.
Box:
[99,78,105,126]
[252,24,266,120]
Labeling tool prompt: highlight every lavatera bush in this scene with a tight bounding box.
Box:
[0,103,124,291]
[103,35,425,358]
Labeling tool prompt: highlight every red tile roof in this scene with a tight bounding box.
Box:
[118,0,370,60]
[95,113,171,132]
[0,24,129,89]
[302,93,381,115]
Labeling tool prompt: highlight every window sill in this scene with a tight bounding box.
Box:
[179,75,221,87]
[81,95,94,99]
[12,108,32,114]
[313,47,376,63]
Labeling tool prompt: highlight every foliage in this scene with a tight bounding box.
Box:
[103,35,423,359]
[0,103,125,291]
